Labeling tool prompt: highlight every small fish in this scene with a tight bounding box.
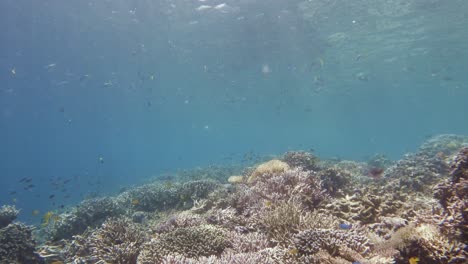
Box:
[32,210,40,216]
[9,191,17,195]
[196,5,212,11]
[318,58,324,68]
[131,199,140,205]
[214,3,227,9]
[339,223,352,230]
[11,68,16,75]
[25,178,33,183]
[49,194,55,199]
[409,257,419,264]
[149,75,154,80]
[98,156,104,164]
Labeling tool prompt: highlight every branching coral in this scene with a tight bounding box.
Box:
[282,151,319,171]
[254,201,338,245]
[384,152,448,193]
[0,223,43,263]
[0,205,19,228]
[65,218,146,264]
[46,197,123,241]
[317,168,352,196]
[138,224,229,262]
[293,228,371,262]
[433,147,468,241]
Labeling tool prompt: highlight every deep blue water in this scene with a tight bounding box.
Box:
[1,0,468,223]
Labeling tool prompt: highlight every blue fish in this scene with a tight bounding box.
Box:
[339,223,352,230]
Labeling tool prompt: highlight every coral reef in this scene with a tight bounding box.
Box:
[45,197,123,241]
[62,218,146,264]
[0,223,43,264]
[433,147,468,241]
[138,224,229,262]
[282,151,320,171]
[20,134,467,263]
[247,159,290,183]
[293,228,371,262]
[0,205,19,228]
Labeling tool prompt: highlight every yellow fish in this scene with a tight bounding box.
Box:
[32,210,40,216]
[42,211,54,227]
[131,199,140,205]
[409,257,419,264]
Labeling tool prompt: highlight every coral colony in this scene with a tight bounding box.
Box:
[1,134,467,263]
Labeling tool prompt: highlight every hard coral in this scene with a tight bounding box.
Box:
[47,197,123,240]
[248,159,290,183]
[138,224,229,262]
[66,218,146,264]
[0,205,19,228]
[293,228,371,262]
[433,147,468,241]
[282,151,319,171]
[0,223,43,264]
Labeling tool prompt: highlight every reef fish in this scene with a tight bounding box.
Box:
[409,257,419,264]
[339,223,352,230]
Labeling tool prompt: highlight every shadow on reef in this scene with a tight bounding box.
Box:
[1,134,467,263]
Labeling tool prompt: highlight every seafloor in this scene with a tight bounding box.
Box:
[1,134,467,264]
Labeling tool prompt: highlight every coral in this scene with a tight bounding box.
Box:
[251,168,327,209]
[65,218,146,264]
[128,183,180,212]
[228,175,244,184]
[419,134,468,157]
[254,201,338,245]
[433,147,468,241]
[317,168,352,196]
[154,212,206,234]
[320,193,382,224]
[247,159,290,183]
[0,205,19,228]
[293,228,371,262]
[0,223,43,264]
[46,197,123,240]
[384,152,448,193]
[282,151,319,171]
[138,225,229,262]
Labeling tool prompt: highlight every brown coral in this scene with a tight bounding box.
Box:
[247,159,290,183]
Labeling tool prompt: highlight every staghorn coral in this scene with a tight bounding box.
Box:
[138,224,229,262]
[154,212,206,234]
[282,151,320,171]
[247,159,290,183]
[251,168,328,209]
[254,201,338,245]
[0,205,19,228]
[293,229,371,261]
[433,147,468,241]
[0,223,43,264]
[293,228,371,262]
[65,218,146,264]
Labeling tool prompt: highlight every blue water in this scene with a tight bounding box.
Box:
[1,0,468,223]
